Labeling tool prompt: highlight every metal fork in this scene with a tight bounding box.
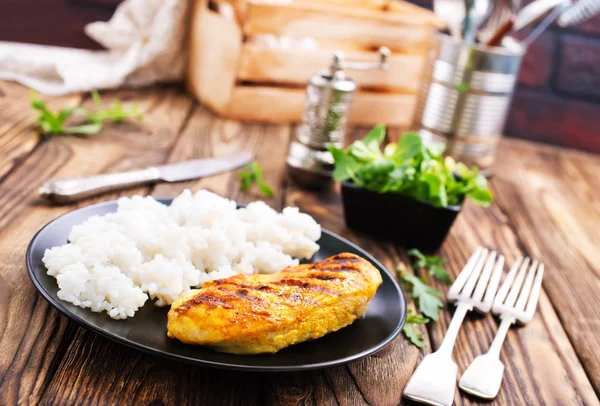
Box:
[403,247,504,406]
[459,257,544,399]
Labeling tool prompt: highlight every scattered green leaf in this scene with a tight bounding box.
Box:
[84,91,142,124]
[30,90,142,136]
[238,161,275,197]
[455,82,470,94]
[398,251,454,348]
[408,249,451,284]
[31,91,75,135]
[63,122,104,135]
[403,324,425,348]
[402,309,429,348]
[428,264,451,284]
[402,272,444,321]
[328,125,493,208]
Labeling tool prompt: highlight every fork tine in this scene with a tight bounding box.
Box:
[481,254,504,309]
[460,249,489,298]
[504,257,531,308]
[515,260,539,311]
[525,263,544,318]
[493,257,523,306]
[448,247,484,297]
[471,251,497,302]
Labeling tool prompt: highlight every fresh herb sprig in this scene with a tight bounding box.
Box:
[238,161,275,197]
[328,125,493,208]
[403,309,429,348]
[399,250,452,348]
[399,269,444,321]
[86,90,142,124]
[408,248,451,284]
[31,90,142,136]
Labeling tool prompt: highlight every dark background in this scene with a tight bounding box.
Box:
[1,0,598,153]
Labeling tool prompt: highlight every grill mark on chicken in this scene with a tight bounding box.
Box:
[234,288,264,305]
[270,278,340,296]
[167,253,383,354]
[329,254,363,263]
[178,291,234,311]
[313,274,339,281]
[314,259,362,273]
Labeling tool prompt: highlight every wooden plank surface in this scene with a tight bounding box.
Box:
[0,81,598,405]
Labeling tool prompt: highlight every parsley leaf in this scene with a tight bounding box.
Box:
[398,251,453,348]
[429,264,451,284]
[408,249,451,284]
[85,91,142,124]
[31,92,75,135]
[238,161,275,197]
[403,324,424,348]
[407,248,428,269]
[402,309,429,348]
[399,269,444,321]
[31,90,142,136]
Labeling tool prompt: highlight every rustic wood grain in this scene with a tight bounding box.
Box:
[0,82,82,182]
[41,329,264,406]
[492,139,600,397]
[426,199,598,405]
[39,103,293,406]
[0,85,193,405]
[0,82,598,406]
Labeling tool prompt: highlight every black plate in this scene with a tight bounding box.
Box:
[26,200,406,371]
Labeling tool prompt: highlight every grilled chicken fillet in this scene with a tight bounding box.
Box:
[167,253,382,354]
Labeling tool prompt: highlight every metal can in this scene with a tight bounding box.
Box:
[413,32,524,175]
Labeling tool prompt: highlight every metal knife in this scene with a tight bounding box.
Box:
[39,151,253,203]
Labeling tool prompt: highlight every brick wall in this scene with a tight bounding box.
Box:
[507,20,600,152]
[1,0,599,152]
[411,0,600,153]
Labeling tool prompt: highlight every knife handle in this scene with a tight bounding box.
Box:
[39,167,161,203]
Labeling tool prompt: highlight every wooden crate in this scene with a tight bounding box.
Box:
[186,0,441,125]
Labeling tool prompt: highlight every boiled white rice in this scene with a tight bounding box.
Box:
[43,189,321,319]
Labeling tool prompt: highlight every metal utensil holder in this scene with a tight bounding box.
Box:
[413,32,524,175]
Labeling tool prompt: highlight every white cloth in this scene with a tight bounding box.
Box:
[0,0,188,95]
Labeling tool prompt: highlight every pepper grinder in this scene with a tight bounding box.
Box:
[286,47,390,189]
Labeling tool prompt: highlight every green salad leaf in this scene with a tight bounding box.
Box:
[328,126,493,208]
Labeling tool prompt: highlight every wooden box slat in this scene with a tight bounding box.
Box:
[243,1,437,53]
[227,85,416,125]
[237,43,425,92]
[187,1,241,113]
[187,0,439,124]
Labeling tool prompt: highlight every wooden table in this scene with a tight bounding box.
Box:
[0,81,598,406]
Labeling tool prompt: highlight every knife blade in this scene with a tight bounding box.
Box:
[39,152,254,203]
[158,152,253,182]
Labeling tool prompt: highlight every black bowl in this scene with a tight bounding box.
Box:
[341,182,462,252]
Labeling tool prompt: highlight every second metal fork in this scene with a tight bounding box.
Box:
[459,257,544,399]
[403,247,505,406]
